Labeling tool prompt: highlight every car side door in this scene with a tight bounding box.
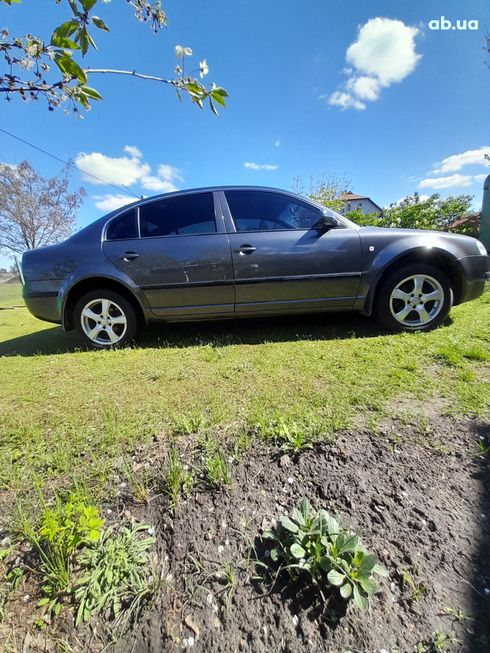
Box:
[102,191,234,317]
[220,189,362,313]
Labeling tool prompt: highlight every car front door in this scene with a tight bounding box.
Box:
[102,191,234,317]
[221,190,362,313]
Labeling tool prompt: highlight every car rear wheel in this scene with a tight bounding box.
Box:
[375,264,453,332]
[74,290,141,349]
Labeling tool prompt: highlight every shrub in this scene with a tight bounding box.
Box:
[260,498,387,609]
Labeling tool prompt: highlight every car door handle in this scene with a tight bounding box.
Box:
[122,251,139,262]
[235,244,256,255]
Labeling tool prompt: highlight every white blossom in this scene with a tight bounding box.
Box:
[199,59,209,78]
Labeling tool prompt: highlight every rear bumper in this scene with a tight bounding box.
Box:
[458,254,490,304]
[23,288,62,324]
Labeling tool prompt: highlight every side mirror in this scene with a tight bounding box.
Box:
[315,215,339,232]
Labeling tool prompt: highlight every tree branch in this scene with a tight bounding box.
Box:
[84,68,173,85]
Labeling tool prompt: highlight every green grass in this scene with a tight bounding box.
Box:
[0,282,489,519]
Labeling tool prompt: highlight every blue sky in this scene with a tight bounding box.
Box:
[1,0,489,266]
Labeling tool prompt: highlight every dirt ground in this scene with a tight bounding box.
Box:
[3,412,489,653]
[111,413,490,653]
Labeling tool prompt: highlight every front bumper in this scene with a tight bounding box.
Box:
[458,254,490,304]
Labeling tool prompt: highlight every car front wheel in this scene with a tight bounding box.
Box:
[375,264,453,332]
[74,290,140,349]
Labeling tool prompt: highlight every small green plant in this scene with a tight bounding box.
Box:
[442,606,467,622]
[73,521,157,627]
[172,411,207,435]
[415,631,459,653]
[19,491,104,617]
[256,416,313,454]
[204,450,232,488]
[214,560,237,607]
[163,445,193,511]
[260,498,387,609]
[200,435,232,488]
[122,458,153,504]
[398,566,426,602]
[5,566,23,590]
[474,437,490,458]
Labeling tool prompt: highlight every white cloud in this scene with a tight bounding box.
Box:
[157,164,183,183]
[432,146,490,174]
[346,75,381,101]
[419,174,475,190]
[327,17,421,110]
[326,91,366,111]
[274,140,281,147]
[75,147,184,195]
[123,145,142,158]
[93,194,137,212]
[473,173,488,183]
[75,151,150,186]
[244,162,279,171]
[346,18,421,85]
[141,164,183,192]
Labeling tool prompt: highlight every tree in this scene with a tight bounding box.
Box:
[293,173,352,213]
[379,193,473,231]
[0,161,85,255]
[0,0,228,114]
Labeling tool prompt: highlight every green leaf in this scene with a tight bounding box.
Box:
[298,497,311,523]
[210,89,226,108]
[327,569,345,587]
[359,553,376,570]
[352,584,368,610]
[337,533,358,554]
[54,53,87,83]
[91,16,109,31]
[319,556,331,572]
[80,85,103,101]
[52,19,79,39]
[340,582,352,599]
[79,0,97,10]
[279,516,298,533]
[270,547,279,562]
[359,576,379,595]
[372,563,389,578]
[51,34,79,49]
[37,597,50,607]
[290,542,305,559]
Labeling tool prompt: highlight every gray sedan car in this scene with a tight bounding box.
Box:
[21,186,489,349]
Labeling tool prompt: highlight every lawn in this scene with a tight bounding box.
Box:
[0,281,489,516]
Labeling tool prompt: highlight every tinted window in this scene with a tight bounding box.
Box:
[225,191,323,232]
[139,193,216,238]
[106,208,138,240]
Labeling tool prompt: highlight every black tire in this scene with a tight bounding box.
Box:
[73,289,141,349]
[374,263,453,333]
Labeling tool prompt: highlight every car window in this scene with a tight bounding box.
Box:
[139,192,216,237]
[225,190,323,232]
[106,208,138,240]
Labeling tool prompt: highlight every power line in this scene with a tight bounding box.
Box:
[0,127,140,199]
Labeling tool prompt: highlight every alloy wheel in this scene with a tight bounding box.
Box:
[80,298,128,346]
[389,274,445,327]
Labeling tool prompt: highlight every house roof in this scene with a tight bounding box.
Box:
[340,192,382,212]
[339,193,368,201]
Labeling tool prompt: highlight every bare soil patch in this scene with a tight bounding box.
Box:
[115,414,490,653]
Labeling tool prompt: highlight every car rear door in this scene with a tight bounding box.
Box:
[220,189,362,313]
[102,191,234,317]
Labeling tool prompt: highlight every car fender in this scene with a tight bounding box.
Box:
[59,262,152,330]
[357,232,465,315]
